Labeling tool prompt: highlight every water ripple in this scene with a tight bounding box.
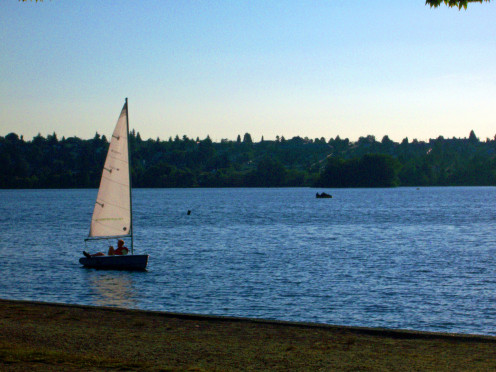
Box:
[1,187,496,335]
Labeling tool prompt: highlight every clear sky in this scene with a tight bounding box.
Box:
[1,1,495,143]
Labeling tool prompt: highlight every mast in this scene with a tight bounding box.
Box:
[125,97,134,255]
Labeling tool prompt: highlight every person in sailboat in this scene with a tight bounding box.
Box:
[83,239,129,258]
[109,239,129,255]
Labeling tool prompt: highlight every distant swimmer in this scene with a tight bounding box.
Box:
[187,210,191,215]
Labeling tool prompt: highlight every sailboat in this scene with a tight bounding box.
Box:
[79,98,148,270]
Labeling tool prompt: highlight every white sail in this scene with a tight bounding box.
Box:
[88,101,131,238]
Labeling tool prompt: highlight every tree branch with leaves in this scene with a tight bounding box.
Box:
[426,0,491,9]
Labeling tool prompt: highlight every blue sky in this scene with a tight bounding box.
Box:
[1,1,495,142]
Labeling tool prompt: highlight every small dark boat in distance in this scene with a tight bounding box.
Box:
[316,192,332,199]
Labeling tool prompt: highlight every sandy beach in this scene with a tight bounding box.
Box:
[1,299,495,371]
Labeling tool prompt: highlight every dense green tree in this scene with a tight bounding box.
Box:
[253,157,287,187]
[243,133,253,144]
[2,130,496,189]
[316,154,399,188]
[469,130,478,143]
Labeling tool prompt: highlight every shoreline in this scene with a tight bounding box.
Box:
[4,298,496,342]
[1,299,495,371]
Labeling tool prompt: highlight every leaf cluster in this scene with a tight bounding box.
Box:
[425,0,490,9]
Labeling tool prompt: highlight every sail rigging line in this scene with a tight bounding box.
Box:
[99,174,130,188]
[93,198,130,211]
[102,165,123,174]
[125,97,134,255]
[91,221,130,234]
[85,235,130,242]
[107,153,128,163]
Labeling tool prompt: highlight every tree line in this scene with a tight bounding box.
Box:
[2,130,496,189]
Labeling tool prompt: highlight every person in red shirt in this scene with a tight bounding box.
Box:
[83,239,129,258]
[108,239,129,256]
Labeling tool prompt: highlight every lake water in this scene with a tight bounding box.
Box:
[1,187,496,336]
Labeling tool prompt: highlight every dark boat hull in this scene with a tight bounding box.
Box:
[316,193,332,198]
[79,255,148,271]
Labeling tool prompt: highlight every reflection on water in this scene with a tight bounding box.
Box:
[87,271,137,308]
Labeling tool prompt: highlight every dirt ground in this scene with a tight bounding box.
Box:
[1,299,495,371]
